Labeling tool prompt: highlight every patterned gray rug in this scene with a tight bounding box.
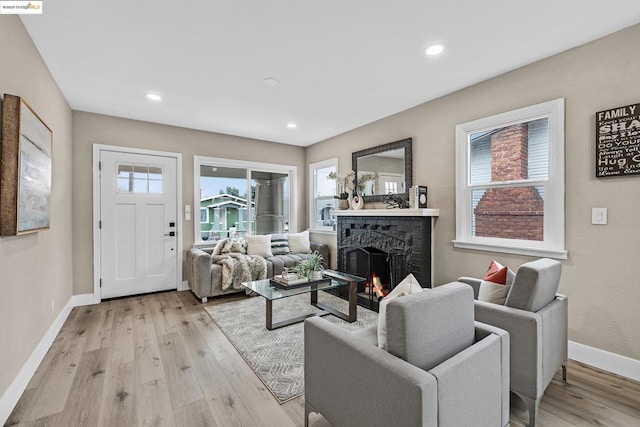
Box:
[205,292,378,403]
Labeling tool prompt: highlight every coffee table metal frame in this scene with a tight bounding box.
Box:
[242,269,363,330]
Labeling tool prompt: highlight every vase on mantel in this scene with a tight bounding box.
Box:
[351,193,364,210]
[338,199,350,210]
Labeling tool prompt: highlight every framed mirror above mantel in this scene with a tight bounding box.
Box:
[352,137,412,203]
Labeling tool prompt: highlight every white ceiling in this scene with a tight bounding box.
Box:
[21,1,640,147]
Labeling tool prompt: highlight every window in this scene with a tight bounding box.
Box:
[194,156,296,244]
[454,98,567,259]
[200,207,208,224]
[117,164,163,194]
[384,180,398,195]
[309,158,337,232]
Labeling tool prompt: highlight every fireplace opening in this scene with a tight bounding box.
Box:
[339,245,404,311]
[336,215,434,311]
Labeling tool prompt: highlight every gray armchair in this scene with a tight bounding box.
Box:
[304,282,510,427]
[458,258,567,427]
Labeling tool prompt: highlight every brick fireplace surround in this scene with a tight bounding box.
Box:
[334,209,440,308]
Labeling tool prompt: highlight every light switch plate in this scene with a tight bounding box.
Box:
[592,208,607,225]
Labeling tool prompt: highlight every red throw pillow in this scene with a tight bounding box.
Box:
[484,260,508,285]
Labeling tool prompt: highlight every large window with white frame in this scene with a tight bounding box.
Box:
[309,158,337,232]
[454,98,567,259]
[194,156,297,244]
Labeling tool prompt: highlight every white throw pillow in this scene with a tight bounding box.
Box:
[478,280,511,305]
[377,273,423,350]
[245,235,273,258]
[288,230,312,254]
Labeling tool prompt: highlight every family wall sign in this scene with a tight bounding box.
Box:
[596,102,640,177]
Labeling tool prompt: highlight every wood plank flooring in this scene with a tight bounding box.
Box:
[6,290,640,426]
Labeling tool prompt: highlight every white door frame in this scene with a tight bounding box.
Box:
[92,144,183,303]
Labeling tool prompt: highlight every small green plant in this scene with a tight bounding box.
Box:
[295,251,325,279]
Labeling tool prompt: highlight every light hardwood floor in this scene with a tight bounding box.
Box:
[6,290,640,426]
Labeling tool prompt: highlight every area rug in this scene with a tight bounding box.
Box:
[205,292,378,403]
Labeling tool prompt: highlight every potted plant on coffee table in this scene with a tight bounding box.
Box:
[296,251,325,280]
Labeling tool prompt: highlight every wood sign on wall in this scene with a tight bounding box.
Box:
[596,102,640,177]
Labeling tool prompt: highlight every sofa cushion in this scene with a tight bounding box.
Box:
[385,282,475,371]
[505,258,562,312]
[484,260,515,285]
[377,274,423,350]
[289,230,312,254]
[246,235,273,258]
[269,233,290,255]
[478,281,510,305]
[478,260,515,304]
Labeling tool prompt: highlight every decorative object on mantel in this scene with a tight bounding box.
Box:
[351,171,376,210]
[595,102,640,177]
[382,193,410,209]
[327,170,355,209]
[351,193,364,210]
[409,185,428,208]
[1,94,53,236]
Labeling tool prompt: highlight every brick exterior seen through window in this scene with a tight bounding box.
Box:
[474,123,544,241]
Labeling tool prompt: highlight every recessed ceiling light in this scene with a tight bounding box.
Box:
[264,77,279,87]
[146,93,162,101]
[425,44,444,56]
[287,123,297,129]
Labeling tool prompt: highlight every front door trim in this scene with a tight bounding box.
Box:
[92,144,183,303]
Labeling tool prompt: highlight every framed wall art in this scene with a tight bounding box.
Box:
[1,94,53,235]
[596,102,640,177]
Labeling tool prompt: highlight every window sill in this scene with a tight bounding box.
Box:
[309,228,337,236]
[452,240,568,260]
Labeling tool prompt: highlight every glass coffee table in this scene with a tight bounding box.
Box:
[242,269,364,330]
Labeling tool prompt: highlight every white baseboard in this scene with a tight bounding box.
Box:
[569,341,640,382]
[0,293,97,425]
[179,280,190,291]
[71,293,98,307]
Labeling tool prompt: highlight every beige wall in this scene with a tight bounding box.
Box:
[0,17,74,396]
[72,112,306,294]
[307,24,640,360]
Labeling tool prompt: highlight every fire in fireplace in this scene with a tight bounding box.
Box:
[340,245,402,310]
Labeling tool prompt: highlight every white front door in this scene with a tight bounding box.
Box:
[99,150,178,299]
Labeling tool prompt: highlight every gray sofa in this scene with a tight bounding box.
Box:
[185,241,329,302]
[304,282,510,427]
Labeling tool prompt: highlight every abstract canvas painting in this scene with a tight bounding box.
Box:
[1,94,52,235]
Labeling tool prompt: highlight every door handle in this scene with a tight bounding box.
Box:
[164,232,176,237]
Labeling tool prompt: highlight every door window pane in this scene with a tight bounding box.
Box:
[117,164,163,194]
